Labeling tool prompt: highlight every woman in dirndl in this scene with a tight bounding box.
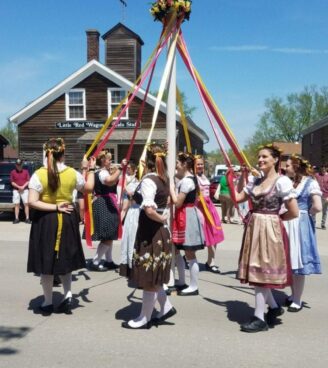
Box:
[171,152,205,296]
[86,151,126,271]
[234,144,299,332]
[27,138,96,315]
[284,155,322,312]
[195,156,224,273]
[122,143,175,329]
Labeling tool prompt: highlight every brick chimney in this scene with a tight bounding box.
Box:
[86,29,100,62]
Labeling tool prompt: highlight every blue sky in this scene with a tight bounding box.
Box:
[1,0,328,152]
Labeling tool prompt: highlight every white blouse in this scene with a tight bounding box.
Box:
[178,176,196,194]
[244,175,296,202]
[140,173,158,209]
[29,163,85,193]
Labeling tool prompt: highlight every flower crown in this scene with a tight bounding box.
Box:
[291,154,311,168]
[43,138,65,154]
[258,143,283,154]
[150,0,192,23]
[146,142,167,157]
[178,151,194,160]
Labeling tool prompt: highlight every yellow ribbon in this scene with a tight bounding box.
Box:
[177,87,191,153]
[54,212,63,256]
[85,15,177,159]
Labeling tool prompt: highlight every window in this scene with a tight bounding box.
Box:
[65,89,86,120]
[108,88,128,120]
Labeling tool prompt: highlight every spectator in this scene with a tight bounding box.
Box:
[315,165,328,229]
[10,158,31,224]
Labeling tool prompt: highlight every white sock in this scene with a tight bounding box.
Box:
[254,286,268,321]
[156,287,173,318]
[40,274,54,306]
[128,291,157,328]
[59,273,72,300]
[93,243,108,265]
[266,289,278,309]
[291,275,305,307]
[176,253,186,286]
[181,258,199,293]
[104,243,113,263]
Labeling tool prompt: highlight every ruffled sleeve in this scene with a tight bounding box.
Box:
[140,177,157,209]
[309,178,322,196]
[28,172,43,193]
[243,175,256,195]
[98,169,109,184]
[276,176,297,201]
[75,171,85,192]
[179,177,195,194]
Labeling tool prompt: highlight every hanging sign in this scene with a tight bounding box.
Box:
[55,120,139,129]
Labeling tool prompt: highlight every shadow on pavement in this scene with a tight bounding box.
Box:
[0,325,32,355]
[115,289,142,322]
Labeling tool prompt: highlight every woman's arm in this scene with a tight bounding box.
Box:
[28,189,74,214]
[175,192,187,209]
[280,198,299,221]
[310,194,322,215]
[104,159,128,187]
[144,206,168,224]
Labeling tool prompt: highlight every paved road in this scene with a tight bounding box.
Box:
[1,209,328,368]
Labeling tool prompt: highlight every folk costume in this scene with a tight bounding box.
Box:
[283,177,322,312]
[237,175,296,288]
[173,175,205,295]
[132,173,172,289]
[173,176,205,251]
[196,174,224,246]
[284,177,322,275]
[27,164,85,275]
[84,169,120,270]
[120,179,141,277]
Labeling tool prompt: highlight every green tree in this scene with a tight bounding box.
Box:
[243,86,328,163]
[0,120,18,149]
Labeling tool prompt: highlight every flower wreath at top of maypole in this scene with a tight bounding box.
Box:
[150,0,192,23]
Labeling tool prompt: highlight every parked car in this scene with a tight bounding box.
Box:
[0,161,40,215]
[209,175,223,203]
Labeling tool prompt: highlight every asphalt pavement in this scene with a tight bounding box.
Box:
[0,208,328,368]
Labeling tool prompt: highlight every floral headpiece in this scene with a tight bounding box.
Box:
[150,0,192,23]
[290,154,311,168]
[258,143,283,155]
[146,142,167,157]
[43,138,65,154]
[178,151,195,160]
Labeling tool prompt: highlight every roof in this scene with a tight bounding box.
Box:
[273,141,302,155]
[78,128,174,143]
[0,134,9,145]
[102,23,144,45]
[302,115,328,135]
[9,60,208,143]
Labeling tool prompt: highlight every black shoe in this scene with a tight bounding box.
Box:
[175,284,188,291]
[88,261,108,272]
[56,297,72,314]
[240,316,269,333]
[103,261,119,270]
[121,320,153,330]
[25,219,32,224]
[13,219,19,224]
[38,304,54,315]
[177,289,199,296]
[285,297,293,307]
[165,286,176,295]
[152,307,177,324]
[266,306,284,326]
[205,263,221,274]
[287,304,303,313]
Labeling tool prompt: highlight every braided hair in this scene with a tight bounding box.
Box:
[43,138,65,192]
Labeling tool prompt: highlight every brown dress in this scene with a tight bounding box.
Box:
[131,174,172,289]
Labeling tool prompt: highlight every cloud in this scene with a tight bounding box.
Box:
[210,45,328,54]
